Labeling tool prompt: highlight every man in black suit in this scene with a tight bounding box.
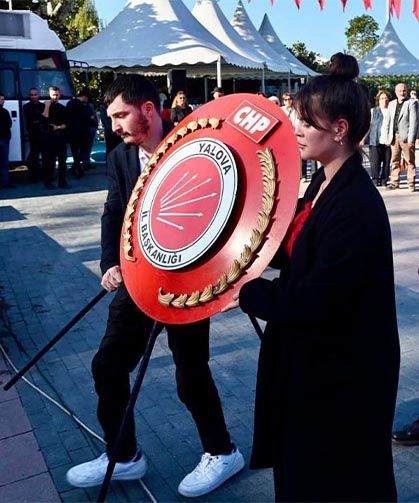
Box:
[41,86,70,189]
[66,75,244,497]
[23,87,45,182]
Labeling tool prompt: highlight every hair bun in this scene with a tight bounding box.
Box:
[328,52,359,80]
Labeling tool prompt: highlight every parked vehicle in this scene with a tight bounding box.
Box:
[0,10,74,163]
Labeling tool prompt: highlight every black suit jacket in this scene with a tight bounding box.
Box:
[100,123,172,275]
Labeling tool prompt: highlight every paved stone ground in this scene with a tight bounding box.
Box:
[0,162,418,502]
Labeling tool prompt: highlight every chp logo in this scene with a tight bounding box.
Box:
[226,100,280,143]
[138,138,237,270]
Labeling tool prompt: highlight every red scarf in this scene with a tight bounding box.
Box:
[283,201,313,257]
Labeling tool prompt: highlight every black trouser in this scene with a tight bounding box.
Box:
[369,144,391,184]
[43,135,67,186]
[69,133,90,176]
[91,285,232,462]
[26,136,43,180]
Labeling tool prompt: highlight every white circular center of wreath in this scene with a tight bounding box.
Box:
[138,138,237,270]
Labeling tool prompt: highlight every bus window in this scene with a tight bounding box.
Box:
[19,70,73,98]
[0,69,16,98]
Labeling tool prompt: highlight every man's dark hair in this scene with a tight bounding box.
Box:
[77,88,90,98]
[49,86,60,92]
[104,75,160,111]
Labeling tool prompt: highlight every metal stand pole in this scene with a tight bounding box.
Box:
[97,320,164,503]
[248,315,264,340]
[3,289,107,391]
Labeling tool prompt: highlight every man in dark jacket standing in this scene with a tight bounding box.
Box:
[42,86,70,189]
[23,87,45,182]
[65,75,244,498]
[0,93,13,189]
[66,89,91,178]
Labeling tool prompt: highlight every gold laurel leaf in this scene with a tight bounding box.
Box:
[209,118,220,129]
[240,245,252,267]
[213,273,228,295]
[250,229,262,252]
[264,179,276,196]
[187,121,198,132]
[122,232,131,241]
[262,194,274,213]
[177,126,188,137]
[227,260,242,283]
[185,291,200,307]
[158,288,175,306]
[172,294,188,308]
[156,143,167,156]
[149,153,159,165]
[198,118,208,128]
[166,134,177,146]
[199,285,214,302]
[257,213,270,233]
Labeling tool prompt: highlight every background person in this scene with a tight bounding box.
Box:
[366,89,392,187]
[65,75,244,498]
[66,89,91,178]
[0,93,13,189]
[225,53,400,502]
[23,87,45,182]
[42,86,69,189]
[382,82,418,192]
[211,86,224,100]
[170,91,192,126]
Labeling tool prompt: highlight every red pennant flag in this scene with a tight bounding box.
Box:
[341,0,348,10]
[414,0,419,21]
[318,0,325,10]
[363,0,373,9]
[294,0,301,8]
[390,0,402,18]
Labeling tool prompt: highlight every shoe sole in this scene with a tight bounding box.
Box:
[178,455,245,498]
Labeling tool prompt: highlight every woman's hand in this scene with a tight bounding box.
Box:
[221,292,239,312]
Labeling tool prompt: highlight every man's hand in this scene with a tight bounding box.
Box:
[101,265,123,292]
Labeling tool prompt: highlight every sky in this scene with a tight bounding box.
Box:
[93,0,419,60]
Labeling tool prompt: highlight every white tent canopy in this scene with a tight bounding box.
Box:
[258,14,318,77]
[67,0,264,78]
[358,20,419,77]
[230,0,302,79]
[191,0,288,74]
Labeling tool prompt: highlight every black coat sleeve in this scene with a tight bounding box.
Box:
[240,201,378,328]
[100,151,125,275]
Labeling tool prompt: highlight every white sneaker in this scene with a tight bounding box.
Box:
[66,451,147,488]
[178,448,245,498]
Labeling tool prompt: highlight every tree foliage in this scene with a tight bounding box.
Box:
[288,42,327,73]
[345,15,379,60]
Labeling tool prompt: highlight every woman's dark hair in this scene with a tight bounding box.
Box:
[294,52,370,146]
[103,74,160,111]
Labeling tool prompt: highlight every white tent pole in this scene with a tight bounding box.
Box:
[261,66,265,93]
[287,71,291,92]
[386,0,391,23]
[217,55,222,87]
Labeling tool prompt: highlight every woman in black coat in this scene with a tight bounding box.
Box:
[226,53,400,502]
[170,91,192,126]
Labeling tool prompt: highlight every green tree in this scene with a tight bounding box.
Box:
[345,15,379,60]
[288,41,327,73]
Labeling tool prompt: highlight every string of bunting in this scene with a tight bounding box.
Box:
[247,0,419,21]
